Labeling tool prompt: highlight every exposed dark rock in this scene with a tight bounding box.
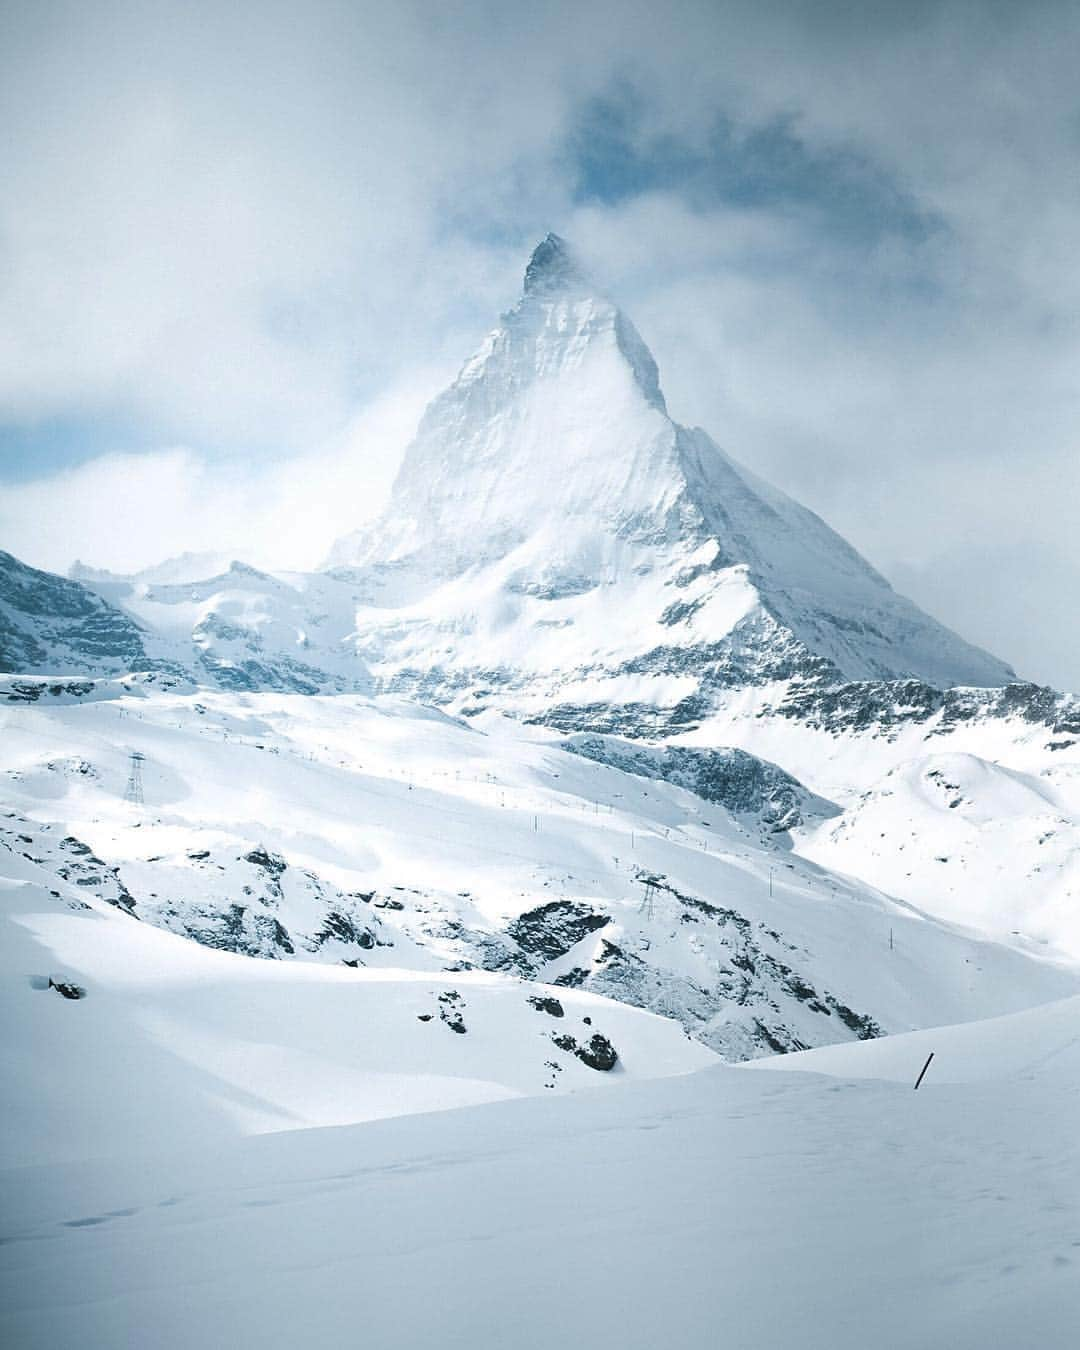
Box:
[313,909,377,950]
[4,678,99,702]
[577,1032,618,1071]
[182,903,294,958]
[0,550,149,676]
[242,846,287,879]
[438,989,468,1034]
[506,901,609,962]
[550,1030,619,1071]
[562,735,837,834]
[766,677,1080,739]
[753,1020,805,1055]
[526,994,565,1018]
[49,978,86,1000]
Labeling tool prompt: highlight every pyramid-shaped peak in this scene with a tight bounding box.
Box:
[523,233,591,296]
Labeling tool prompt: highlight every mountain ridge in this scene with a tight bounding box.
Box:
[324,235,1015,719]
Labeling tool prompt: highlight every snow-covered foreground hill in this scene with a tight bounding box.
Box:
[3,679,1074,1063]
[0,871,714,1168]
[2,976,1077,1349]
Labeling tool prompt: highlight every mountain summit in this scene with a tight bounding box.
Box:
[327,236,1014,724]
[522,232,590,295]
[0,236,1016,713]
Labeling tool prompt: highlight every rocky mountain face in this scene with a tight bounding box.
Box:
[3,553,369,694]
[0,551,149,677]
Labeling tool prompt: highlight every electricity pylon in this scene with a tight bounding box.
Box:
[124,750,145,806]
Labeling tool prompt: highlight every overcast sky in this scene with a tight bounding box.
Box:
[2,0,1079,688]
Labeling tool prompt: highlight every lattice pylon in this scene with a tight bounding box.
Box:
[124,750,145,806]
[638,876,658,920]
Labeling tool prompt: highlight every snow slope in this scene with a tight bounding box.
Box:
[800,750,1080,956]
[2,681,1075,1063]
[746,985,1080,1084]
[0,866,714,1169]
[2,984,1076,1350]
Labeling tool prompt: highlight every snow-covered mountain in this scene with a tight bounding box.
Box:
[8,237,1021,716]
[1,550,368,694]
[3,234,1079,1056]
[328,233,1015,728]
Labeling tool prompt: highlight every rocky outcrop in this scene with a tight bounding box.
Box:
[0,551,149,677]
[560,734,839,836]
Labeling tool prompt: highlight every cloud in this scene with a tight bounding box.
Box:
[2,0,1080,686]
[0,371,441,575]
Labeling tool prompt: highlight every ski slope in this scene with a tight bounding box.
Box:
[2,981,1077,1350]
[3,681,1074,1063]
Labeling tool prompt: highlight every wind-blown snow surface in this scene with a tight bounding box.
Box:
[2,981,1077,1349]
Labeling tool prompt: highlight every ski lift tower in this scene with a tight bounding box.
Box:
[638,874,660,921]
[124,750,145,806]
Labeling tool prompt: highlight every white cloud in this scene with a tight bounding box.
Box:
[0,372,440,575]
[3,0,1080,687]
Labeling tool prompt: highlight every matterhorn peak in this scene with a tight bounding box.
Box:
[511,233,667,412]
[326,235,1014,693]
[522,232,590,296]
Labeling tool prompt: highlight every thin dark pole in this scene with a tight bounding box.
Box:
[913,1052,935,1090]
